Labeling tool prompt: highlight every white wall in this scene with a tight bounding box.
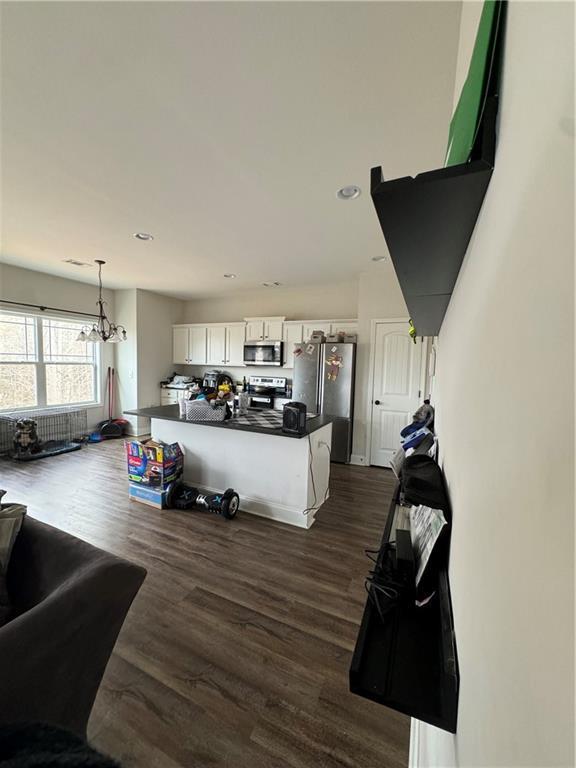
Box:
[181,279,359,323]
[352,262,407,462]
[114,289,139,434]
[136,288,185,408]
[414,3,574,767]
[115,288,184,435]
[0,263,115,429]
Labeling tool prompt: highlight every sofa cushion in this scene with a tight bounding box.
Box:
[0,490,27,626]
[0,722,120,766]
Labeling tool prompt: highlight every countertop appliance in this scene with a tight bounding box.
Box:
[282,402,307,435]
[203,370,221,390]
[243,340,283,366]
[292,342,356,463]
[247,376,287,409]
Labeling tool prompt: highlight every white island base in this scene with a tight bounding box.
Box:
[152,417,333,528]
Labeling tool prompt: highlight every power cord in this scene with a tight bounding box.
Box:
[302,437,332,516]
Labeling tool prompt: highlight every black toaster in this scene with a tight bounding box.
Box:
[282,402,307,435]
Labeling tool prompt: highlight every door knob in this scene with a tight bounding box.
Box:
[374,400,381,405]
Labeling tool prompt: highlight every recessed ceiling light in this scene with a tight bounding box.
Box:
[336,185,361,200]
[133,232,154,241]
[262,281,282,287]
[371,255,386,262]
[62,259,92,267]
[223,273,237,279]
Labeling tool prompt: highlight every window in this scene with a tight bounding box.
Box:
[0,313,99,411]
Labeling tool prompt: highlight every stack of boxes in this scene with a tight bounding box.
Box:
[126,439,183,509]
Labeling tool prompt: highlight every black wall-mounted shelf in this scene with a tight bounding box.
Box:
[370,96,496,337]
[349,484,459,733]
[370,3,505,336]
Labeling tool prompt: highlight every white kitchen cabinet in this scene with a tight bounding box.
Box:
[282,323,304,368]
[207,326,227,365]
[244,317,285,341]
[245,320,264,341]
[173,327,189,364]
[206,324,245,366]
[263,319,283,340]
[188,326,207,364]
[302,322,332,342]
[174,318,357,368]
[330,321,358,336]
[225,324,245,366]
[172,326,207,364]
[161,388,181,405]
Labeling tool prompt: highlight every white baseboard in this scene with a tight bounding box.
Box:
[350,454,367,466]
[409,718,420,768]
[180,477,326,529]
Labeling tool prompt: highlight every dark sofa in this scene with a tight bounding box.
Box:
[0,517,146,737]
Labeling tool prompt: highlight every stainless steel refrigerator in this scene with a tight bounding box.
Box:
[292,342,356,463]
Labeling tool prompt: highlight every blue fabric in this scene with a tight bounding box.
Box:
[400,420,427,438]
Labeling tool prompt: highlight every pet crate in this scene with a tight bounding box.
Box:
[0,407,88,455]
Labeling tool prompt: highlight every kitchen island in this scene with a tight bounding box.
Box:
[124,405,333,528]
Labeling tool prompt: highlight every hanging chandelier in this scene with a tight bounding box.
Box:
[76,260,127,343]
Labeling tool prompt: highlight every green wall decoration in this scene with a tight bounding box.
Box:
[445,0,502,167]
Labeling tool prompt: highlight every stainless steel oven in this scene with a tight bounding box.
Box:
[243,340,283,366]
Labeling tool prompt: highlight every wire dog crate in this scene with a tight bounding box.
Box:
[0,407,88,455]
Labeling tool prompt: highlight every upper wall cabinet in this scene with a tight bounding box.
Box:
[207,326,227,366]
[330,321,358,336]
[244,317,285,341]
[173,318,358,367]
[206,324,246,366]
[302,321,332,340]
[173,326,189,364]
[189,326,208,364]
[173,325,207,365]
[282,322,304,368]
[225,324,246,366]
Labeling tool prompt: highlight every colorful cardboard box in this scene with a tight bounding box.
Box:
[125,439,183,488]
[128,482,169,509]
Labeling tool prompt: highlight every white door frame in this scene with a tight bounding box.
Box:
[365,318,429,467]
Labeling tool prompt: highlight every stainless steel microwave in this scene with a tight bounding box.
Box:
[243,340,283,366]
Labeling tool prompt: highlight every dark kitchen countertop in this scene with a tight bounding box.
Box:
[124,405,333,439]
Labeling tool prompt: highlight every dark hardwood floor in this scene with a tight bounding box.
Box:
[1,439,409,768]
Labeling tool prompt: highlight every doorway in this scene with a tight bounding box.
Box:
[369,321,425,467]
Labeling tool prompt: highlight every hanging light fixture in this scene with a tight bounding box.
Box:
[76,260,127,343]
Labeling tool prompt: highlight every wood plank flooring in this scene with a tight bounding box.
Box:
[0,439,409,768]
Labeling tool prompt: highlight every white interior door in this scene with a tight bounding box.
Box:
[370,322,424,467]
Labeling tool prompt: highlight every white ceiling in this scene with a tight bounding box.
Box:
[0,1,461,299]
